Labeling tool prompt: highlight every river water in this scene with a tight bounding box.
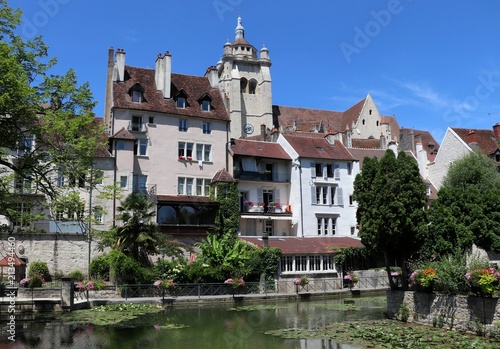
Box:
[3,294,386,349]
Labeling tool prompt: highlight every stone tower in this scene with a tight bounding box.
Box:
[216,16,273,139]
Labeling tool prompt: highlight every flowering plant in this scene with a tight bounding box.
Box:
[187,157,192,161]
[410,268,437,289]
[243,200,254,207]
[465,268,500,296]
[293,276,309,286]
[20,275,46,288]
[178,155,184,160]
[75,280,107,292]
[258,202,265,207]
[344,273,359,286]
[224,277,245,288]
[154,279,175,289]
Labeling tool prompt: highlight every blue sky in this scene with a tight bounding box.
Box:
[9,0,500,143]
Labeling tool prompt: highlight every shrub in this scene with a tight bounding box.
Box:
[90,255,110,280]
[28,261,51,282]
[432,252,468,294]
[69,270,84,282]
[400,303,410,322]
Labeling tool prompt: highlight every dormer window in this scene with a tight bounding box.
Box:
[177,96,186,109]
[129,84,145,103]
[202,100,211,112]
[132,90,142,103]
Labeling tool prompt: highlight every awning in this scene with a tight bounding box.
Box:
[241,215,293,221]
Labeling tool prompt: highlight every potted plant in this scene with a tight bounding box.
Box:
[344,273,359,288]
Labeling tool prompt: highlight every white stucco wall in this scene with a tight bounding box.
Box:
[428,128,471,190]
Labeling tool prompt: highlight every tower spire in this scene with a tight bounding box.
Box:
[235,15,244,39]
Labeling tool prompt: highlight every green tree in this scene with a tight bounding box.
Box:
[210,181,240,241]
[426,151,500,256]
[0,1,106,232]
[353,150,428,289]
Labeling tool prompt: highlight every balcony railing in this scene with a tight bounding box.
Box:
[233,170,290,182]
[127,121,147,132]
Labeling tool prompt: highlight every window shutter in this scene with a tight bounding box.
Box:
[310,162,316,178]
[334,164,340,180]
[274,189,280,204]
[311,186,317,205]
[327,186,332,205]
[335,187,343,206]
[257,188,264,204]
[322,163,327,179]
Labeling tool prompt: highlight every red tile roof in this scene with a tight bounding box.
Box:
[342,98,365,130]
[351,138,381,149]
[283,134,355,161]
[0,254,25,266]
[381,115,400,141]
[230,139,291,160]
[156,195,216,204]
[451,127,500,155]
[273,105,344,133]
[212,168,236,183]
[111,127,135,140]
[348,148,389,168]
[240,236,363,255]
[113,66,230,121]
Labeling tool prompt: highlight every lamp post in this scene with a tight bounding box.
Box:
[159,247,166,303]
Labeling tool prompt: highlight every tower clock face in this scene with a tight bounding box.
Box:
[243,124,254,134]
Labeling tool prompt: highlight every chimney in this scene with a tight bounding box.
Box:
[409,130,415,155]
[260,124,266,141]
[115,48,125,82]
[155,53,164,91]
[493,123,500,138]
[262,232,269,248]
[388,140,398,156]
[345,129,352,148]
[104,47,114,129]
[163,51,172,99]
[467,130,477,144]
[379,134,387,150]
[204,66,219,88]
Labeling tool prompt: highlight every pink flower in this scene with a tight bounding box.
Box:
[224,278,234,285]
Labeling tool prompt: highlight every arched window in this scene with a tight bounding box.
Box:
[376,121,379,126]
[249,79,257,94]
[362,119,365,125]
[240,78,248,93]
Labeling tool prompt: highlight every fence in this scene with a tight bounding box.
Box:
[118,276,389,300]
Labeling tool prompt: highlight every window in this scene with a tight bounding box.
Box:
[179,119,188,132]
[14,202,32,227]
[362,119,365,125]
[179,177,211,196]
[177,97,186,109]
[295,256,307,272]
[495,153,500,162]
[349,195,354,206]
[120,176,128,188]
[249,79,257,94]
[316,186,328,205]
[94,170,104,185]
[178,142,194,159]
[148,116,154,124]
[57,168,65,187]
[69,173,85,188]
[240,78,248,93]
[347,163,352,175]
[117,140,125,150]
[21,136,34,155]
[134,139,148,156]
[132,90,142,103]
[131,116,143,131]
[351,226,356,235]
[201,100,211,112]
[94,210,103,224]
[202,122,211,134]
[132,175,147,193]
[196,143,211,161]
[15,176,31,193]
[317,216,336,236]
[265,220,273,236]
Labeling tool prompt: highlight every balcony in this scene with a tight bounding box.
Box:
[127,121,147,132]
[233,170,290,182]
[34,221,86,234]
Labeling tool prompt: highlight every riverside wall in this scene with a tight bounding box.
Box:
[386,290,500,335]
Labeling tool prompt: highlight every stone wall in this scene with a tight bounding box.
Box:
[387,290,500,335]
[12,234,107,278]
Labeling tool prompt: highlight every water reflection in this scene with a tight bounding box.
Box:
[2,294,386,349]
